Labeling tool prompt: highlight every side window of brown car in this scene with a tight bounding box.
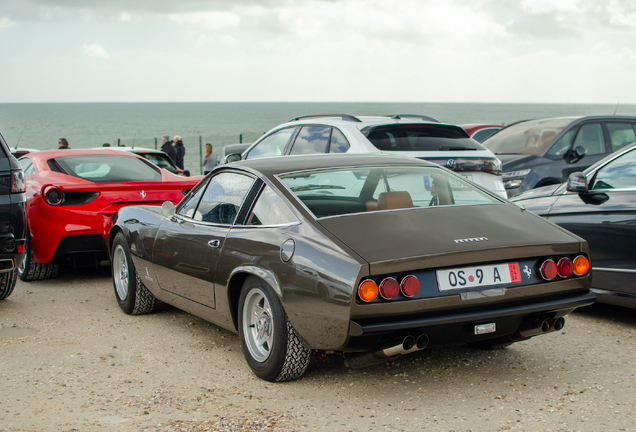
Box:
[189,172,254,224]
[246,185,298,226]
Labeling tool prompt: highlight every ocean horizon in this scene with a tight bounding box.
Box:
[2,101,635,175]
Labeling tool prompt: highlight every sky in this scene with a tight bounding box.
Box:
[1,0,635,103]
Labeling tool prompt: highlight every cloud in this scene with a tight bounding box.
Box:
[83,43,110,59]
[0,16,15,27]
[168,11,240,30]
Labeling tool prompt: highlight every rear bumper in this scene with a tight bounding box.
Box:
[349,291,596,343]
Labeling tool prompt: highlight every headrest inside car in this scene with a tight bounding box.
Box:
[377,191,413,210]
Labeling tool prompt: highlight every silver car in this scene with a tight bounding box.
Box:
[227,114,506,198]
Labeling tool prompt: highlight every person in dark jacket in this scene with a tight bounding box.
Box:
[161,135,177,164]
[173,135,185,170]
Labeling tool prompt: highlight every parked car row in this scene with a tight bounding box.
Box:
[1,111,634,384]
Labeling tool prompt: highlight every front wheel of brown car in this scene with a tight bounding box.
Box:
[238,276,310,382]
[111,232,156,315]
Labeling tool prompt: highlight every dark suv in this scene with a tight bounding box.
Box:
[0,132,26,300]
[483,116,636,197]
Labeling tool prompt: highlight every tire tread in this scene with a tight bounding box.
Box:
[0,270,18,300]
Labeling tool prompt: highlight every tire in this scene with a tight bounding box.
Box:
[17,229,60,282]
[0,269,18,300]
[238,276,311,382]
[111,232,156,315]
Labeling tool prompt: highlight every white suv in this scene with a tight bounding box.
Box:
[229,114,506,198]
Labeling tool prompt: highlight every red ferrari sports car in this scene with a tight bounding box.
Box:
[17,149,202,280]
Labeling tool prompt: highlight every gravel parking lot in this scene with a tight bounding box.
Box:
[1,267,635,432]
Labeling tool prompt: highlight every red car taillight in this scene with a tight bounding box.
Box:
[557,258,574,278]
[43,185,64,206]
[540,259,558,280]
[379,277,399,300]
[11,171,25,193]
[400,275,420,297]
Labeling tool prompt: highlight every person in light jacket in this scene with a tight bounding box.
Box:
[203,143,217,174]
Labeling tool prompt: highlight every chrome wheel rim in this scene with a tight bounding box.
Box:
[242,288,273,362]
[113,245,129,301]
[17,246,27,275]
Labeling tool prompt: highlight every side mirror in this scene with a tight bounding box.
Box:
[161,201,176,218]
[225,153,242,164]
[569,146,587,163]
[566,172,588,194]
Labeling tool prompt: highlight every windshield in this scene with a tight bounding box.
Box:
[279,165,500,218]
[363,124,484,151]
[483,118,576,155]
[54,155,162,183]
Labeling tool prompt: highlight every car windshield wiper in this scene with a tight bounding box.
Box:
[291,184,346,191]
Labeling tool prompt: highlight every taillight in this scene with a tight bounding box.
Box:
[573,255,590,276]
[557,258,573,278]
[358,280,379,302]
[43,185,64,206]
[400,275,420,297]
[540,259,558,280]
[11,171,25,193]
[379,277,399,300]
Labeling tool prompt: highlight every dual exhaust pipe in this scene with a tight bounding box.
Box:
[344,316,566,369]
[344,333,429,369]
[518,316,565,338]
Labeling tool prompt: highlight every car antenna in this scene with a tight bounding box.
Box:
[15,130,23,149]
[613,101,620,115]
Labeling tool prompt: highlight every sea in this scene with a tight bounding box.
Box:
[1,102,635,175]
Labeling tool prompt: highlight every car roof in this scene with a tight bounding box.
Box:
[91,146,164,154]
[24,149,145,161]
[273,114,459,131]
[228,153,437,178]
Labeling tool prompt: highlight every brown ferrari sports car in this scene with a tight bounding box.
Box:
[108,154,594,382]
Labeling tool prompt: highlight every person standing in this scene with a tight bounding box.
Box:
[203,143,217,174]
[161,135,177,165]
[58,138,70,149]
[173,135,185,170]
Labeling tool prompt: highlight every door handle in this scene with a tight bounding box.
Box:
[208,239,221,248]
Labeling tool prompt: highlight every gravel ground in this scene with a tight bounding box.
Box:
[1,266,635,432]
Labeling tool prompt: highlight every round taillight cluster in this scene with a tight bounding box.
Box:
[358,275,421,302]
[43,185,64,206]
[540,255,589,280]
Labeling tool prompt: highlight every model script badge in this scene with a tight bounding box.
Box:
[454,237,488,244]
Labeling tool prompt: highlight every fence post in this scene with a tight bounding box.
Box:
[199,136,203,175]
[155,137,157,150]
[117,138,120,147]
[240,134,242,144]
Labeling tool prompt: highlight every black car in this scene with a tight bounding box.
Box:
[512,143,636,308]
[483,116,636,197]
[0,133,27,300]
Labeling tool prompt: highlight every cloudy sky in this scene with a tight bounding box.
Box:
[1,0,635,103]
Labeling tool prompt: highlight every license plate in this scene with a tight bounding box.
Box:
[437,262,521,291]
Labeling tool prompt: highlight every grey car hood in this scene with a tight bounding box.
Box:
[318,203,583,274]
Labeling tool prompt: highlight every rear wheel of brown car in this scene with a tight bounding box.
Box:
[0,269,18,300]
[238,276,310,382]
[112,232,156,315]
[18,230,59,282]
